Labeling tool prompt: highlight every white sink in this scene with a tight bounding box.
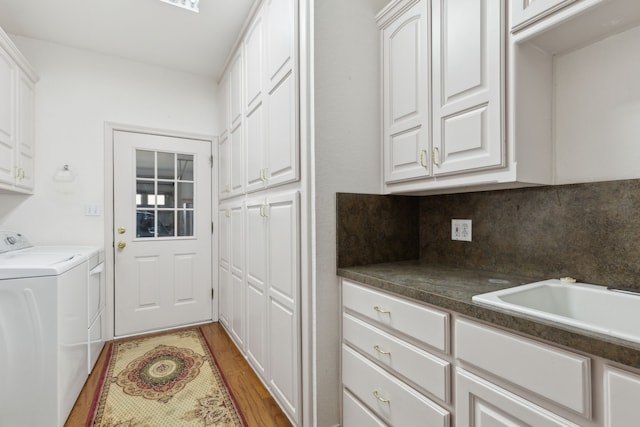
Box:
[472,279,640,344]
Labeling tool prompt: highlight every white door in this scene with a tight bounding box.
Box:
[113,130,212,336]
[382,0,430,184]
[431,0,504,175]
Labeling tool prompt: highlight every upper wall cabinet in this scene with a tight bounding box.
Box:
[220,0,298,199]
[379,0,527,195]
[0,28,38,194]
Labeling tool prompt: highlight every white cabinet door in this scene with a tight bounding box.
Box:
[218,206,231,328]
[229,51,243,130]
[266,71,297,188]
[431,0,504,175]
[382,0,430,183]
[510,0,577,31]
[267,190,300,424]
[0,46,15,186]
[244,9,267,194]
[218,134,231,198]
[230,120,244,197]
[265,0,295,92]
[16,72,35,191]
[456,369,580,427]
[245,197,268,379]
[604,366,640,427]
[219,74,229,141]
[229,203,245,349]
[264,0,298,189]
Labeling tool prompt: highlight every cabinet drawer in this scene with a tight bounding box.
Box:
[342,279,449,352]
[455,318,591,417]
[343,313,450,403]
[343,389,387,427]
[342,344,450,427]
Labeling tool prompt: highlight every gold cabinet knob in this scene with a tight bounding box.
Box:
[117,241,126,249]
[118,227,126,234]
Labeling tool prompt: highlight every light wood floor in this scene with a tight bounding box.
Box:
[66,322,292,427]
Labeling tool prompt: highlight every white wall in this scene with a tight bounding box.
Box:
[312,0,386,425]
[0,36,218,245]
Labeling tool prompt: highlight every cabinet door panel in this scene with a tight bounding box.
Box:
[218,135,230,198]
[269,296,298,422]
[383,0,430,183]
[456,369,580,427]
[604,366,640,427]
[16,73,35,190]
[229,52,243,129]
[0,48,15,185]
[245,102,266,192]
[265,0,295,91]
[266,70,297,188]
[246,281,266,377]
[230,122,244,196]
[218,265,231,328]
[218,207,231,328]
[432,0,503,175]
[267,192,298,302]
[244,12,264,112]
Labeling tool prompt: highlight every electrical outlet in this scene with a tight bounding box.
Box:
[452,219,472,242]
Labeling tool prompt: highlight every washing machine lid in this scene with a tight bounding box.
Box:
[0,252,86,280]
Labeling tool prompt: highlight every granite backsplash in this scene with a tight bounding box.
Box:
[336,179,640,289]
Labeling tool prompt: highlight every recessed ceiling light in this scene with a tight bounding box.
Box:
[158,0,199,13]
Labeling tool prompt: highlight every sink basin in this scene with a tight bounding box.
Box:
[472,279,640,344]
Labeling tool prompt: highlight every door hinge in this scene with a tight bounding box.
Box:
[209,155,213,168]
[211,221,214,234]
[211,289,215,300]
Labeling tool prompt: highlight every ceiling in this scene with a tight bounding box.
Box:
[0,0,256,79]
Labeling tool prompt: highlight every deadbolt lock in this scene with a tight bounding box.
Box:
[118,227,126,234]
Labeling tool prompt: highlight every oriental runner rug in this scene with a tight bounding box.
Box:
[86,327,246,427]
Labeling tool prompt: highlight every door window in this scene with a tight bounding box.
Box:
[135,150,195,238]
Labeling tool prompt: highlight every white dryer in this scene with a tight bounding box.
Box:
[0,232,98,427]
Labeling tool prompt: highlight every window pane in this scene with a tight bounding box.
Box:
[177,182,194,208]
[157,211,175,237]
[136,181,154,208]
[136,210,155,238]
[136,150,155,179]
[177,154,194,181]
[178,210,194,236]
[157,182,175,208]
[157,152,175,180]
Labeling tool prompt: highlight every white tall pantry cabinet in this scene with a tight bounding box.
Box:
[217,0,301,424]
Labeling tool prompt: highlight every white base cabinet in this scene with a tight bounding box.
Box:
[0,27,37,194]
[341,277,640,427]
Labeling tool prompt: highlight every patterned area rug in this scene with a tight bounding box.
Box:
[86,328,246,427]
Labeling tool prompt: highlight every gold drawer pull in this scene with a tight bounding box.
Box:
[373,306,391,315]
[373,390,390,404]
[373,344,391,356]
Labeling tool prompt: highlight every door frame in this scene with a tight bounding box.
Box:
[104,122,218,339]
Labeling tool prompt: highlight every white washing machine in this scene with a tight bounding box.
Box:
[0,231,101,427]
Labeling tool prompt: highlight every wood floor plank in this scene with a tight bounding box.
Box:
[65,322,291,427]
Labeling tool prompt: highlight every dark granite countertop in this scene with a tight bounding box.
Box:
[338,260,640,369]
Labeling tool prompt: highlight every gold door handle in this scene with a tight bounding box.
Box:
[118,227,126,234]
[117,241,126,249]
[373,306,391,315]
[373,390,390,404]
[373,344,391,356]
